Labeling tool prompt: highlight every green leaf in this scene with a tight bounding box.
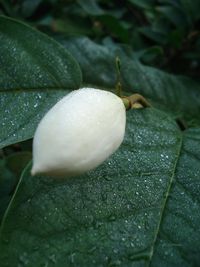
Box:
[52,18,92,35]
[98,15,130,43]
[128,0,155,9]
[0,160,16,223]
[180,0,200,21]
[156,6,187,29]
[0,108,200,266]
[60,37,200,124]
[0,91,68,149]
[77,0,104,16]
[0,16,82,91]
[5,151,32,177]
[0,16,82,149]
[139,26,168,45]
[20,0,43,18]
[0,152,31,222]
[134,46,163,64]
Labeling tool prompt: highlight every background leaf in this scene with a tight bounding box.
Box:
[0,152,31,223]
[1,30,200,150]
[77,0,104,16]
[0,109,200,266]
[60,37,200,124]
[0,16,82,149]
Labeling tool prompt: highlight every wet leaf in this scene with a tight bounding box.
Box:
[0,16,82,149]
[0,109,200,266]
[61,37,200,124]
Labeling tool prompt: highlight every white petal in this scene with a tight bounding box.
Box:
[31,88,126,177]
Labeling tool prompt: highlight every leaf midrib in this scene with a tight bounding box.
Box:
[147,133,183,266]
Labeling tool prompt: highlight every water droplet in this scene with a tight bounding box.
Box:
[19,253,29,265]
[126,204,131,210]
[108,259,121,266]
[69,253,76,263]
[108,215,116,221]
[88,246,97,253]
[101,193,107,201]
[113,248,118,254]
[48,254,56,264]
[85,215,94,224]
[104,176,112,181]
[118,184,124,191]
[40,262,49,267]
[93,221,103,229]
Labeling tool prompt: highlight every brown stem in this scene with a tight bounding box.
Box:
[122,94,151,110]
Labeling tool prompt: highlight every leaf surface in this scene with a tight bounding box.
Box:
[62,37,200,124]
[0,16,82,149]
[0,109,200,267]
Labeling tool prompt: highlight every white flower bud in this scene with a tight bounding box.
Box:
[31,88,126,177]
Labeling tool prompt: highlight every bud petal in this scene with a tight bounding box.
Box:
[31,88,126,177]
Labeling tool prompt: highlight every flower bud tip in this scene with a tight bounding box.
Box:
[31,166,38,176]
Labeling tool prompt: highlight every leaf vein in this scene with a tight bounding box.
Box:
[147,134,183,266]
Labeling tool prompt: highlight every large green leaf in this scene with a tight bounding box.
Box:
[0,90,67,149]
[61,37,200,124]
[0,108,200,266]
[0,16,82,149]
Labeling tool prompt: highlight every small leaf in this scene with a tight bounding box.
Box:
[139,26,168,45]
[20,0,43,18]
[77,0,104,16]
[180,0,200,21]
[156,6,187,29]
[98,15,130,43]
[128,0,154,9]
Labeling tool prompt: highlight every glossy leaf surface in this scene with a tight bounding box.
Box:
[0,109,199,266]
[0,16,82,149]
